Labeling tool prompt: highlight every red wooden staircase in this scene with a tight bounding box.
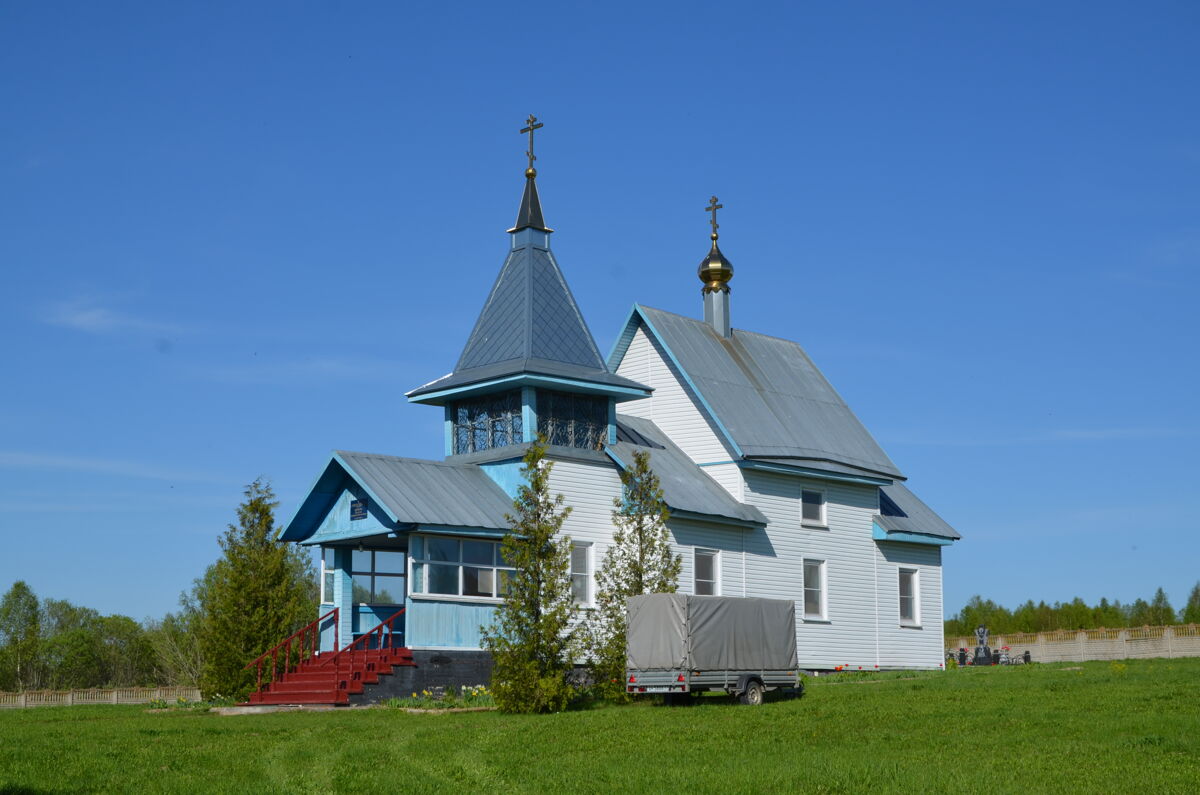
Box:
[242,608,413,706]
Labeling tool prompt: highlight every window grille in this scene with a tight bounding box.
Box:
[452,391,523,454]
[536,390,608,450]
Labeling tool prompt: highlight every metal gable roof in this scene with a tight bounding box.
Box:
[876,482,960,540]
[281,451,515,542]
[625,305,903,479]
[611,415,767,527]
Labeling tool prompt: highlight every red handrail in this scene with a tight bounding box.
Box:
[245,607,339,692]
[318,607,406,670]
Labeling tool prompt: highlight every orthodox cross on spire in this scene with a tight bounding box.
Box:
[520,114,543,175]
[706,195,723,239]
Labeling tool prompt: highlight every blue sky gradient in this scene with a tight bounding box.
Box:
[2,1,1197,619]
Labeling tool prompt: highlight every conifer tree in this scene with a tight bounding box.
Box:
[1146,587,1177,626]
[587,449,680,698]
[1184,582,1200,625]
[481,439,578,713]
[197,478,316,701]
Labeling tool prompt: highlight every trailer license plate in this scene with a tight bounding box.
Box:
[644,686,673,693]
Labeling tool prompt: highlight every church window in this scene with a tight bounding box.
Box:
[536,390,608,450]
[320,547,335,604]
[801,489,826,526]
[570,542,592,604]
[451,391,523,454]
[803,559,826,619]
[409,535,515,600]
[348,549,406,605]
[899,568,919,626]
[694,549,719,595]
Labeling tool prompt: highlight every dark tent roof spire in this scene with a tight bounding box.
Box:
[508,114,552,233]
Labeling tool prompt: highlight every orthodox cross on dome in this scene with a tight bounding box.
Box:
[706,195,723,239]
[520,114,543,174]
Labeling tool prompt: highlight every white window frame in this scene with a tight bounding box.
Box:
[570,542,593,606]
[801,488,827,527]
[802,558,827,620]
[408,535,515,603]
[693,548,720,596]
[320,547,335,604]
[348,549,407,606]
[899,567,920,627]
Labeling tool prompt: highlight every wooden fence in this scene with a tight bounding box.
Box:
[0,686,202,709]
[949,624,1200,663]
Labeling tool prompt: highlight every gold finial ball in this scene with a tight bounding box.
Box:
[711,232,718,241]
[525,166,537,178]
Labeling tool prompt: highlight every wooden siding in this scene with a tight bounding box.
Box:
[405,597,497,649]
[874,542,945,669]
[701,462,744,501]
[614,325,733,464]
[669,516,748,597]
[741,469,883,670]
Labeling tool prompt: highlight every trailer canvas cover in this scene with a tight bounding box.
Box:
[626,594,798,671]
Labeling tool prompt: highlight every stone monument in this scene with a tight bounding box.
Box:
[972,624,992,666]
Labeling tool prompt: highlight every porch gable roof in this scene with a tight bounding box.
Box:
[280,450,514,543]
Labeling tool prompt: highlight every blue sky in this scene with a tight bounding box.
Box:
[2,1,1197,620]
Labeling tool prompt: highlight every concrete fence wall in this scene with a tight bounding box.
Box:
[0,686,202,709]
[949,624,1200,663]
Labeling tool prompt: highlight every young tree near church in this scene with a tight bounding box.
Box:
[197,478,316,701]
[586,449,680,699]
[481,439,578,713]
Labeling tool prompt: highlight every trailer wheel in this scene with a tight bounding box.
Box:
[739,680,764,706]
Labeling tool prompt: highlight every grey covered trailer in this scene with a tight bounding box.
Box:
[625,593,802,705]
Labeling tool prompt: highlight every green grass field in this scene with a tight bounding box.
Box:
[1,658,1197,793]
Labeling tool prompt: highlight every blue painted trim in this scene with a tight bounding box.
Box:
[510,227,551,249]
[412,525,512,539]
[479,459,525,499]
[872,521,955,546]
[607,399,617,445]
[521,386,536,443]
[331,451,402,524]
[604,448,628,470]
[619,305,744,459]
[408,373,650,405]
[605,304,643,369]
[443,406,454,457]
[279,456,341,540]
[740,459,893,486]
[696,460,740,467]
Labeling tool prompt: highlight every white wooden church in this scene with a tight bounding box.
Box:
[279,123,960,684]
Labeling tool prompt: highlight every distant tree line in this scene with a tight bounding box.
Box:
[0,479,315,698]
[946,583,1200,639]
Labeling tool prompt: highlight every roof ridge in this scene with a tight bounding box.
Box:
[334,450,477,469]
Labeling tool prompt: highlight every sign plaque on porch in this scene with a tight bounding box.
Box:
[350,499,367,521]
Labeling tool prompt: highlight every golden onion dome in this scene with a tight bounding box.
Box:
[698,233,734,292]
